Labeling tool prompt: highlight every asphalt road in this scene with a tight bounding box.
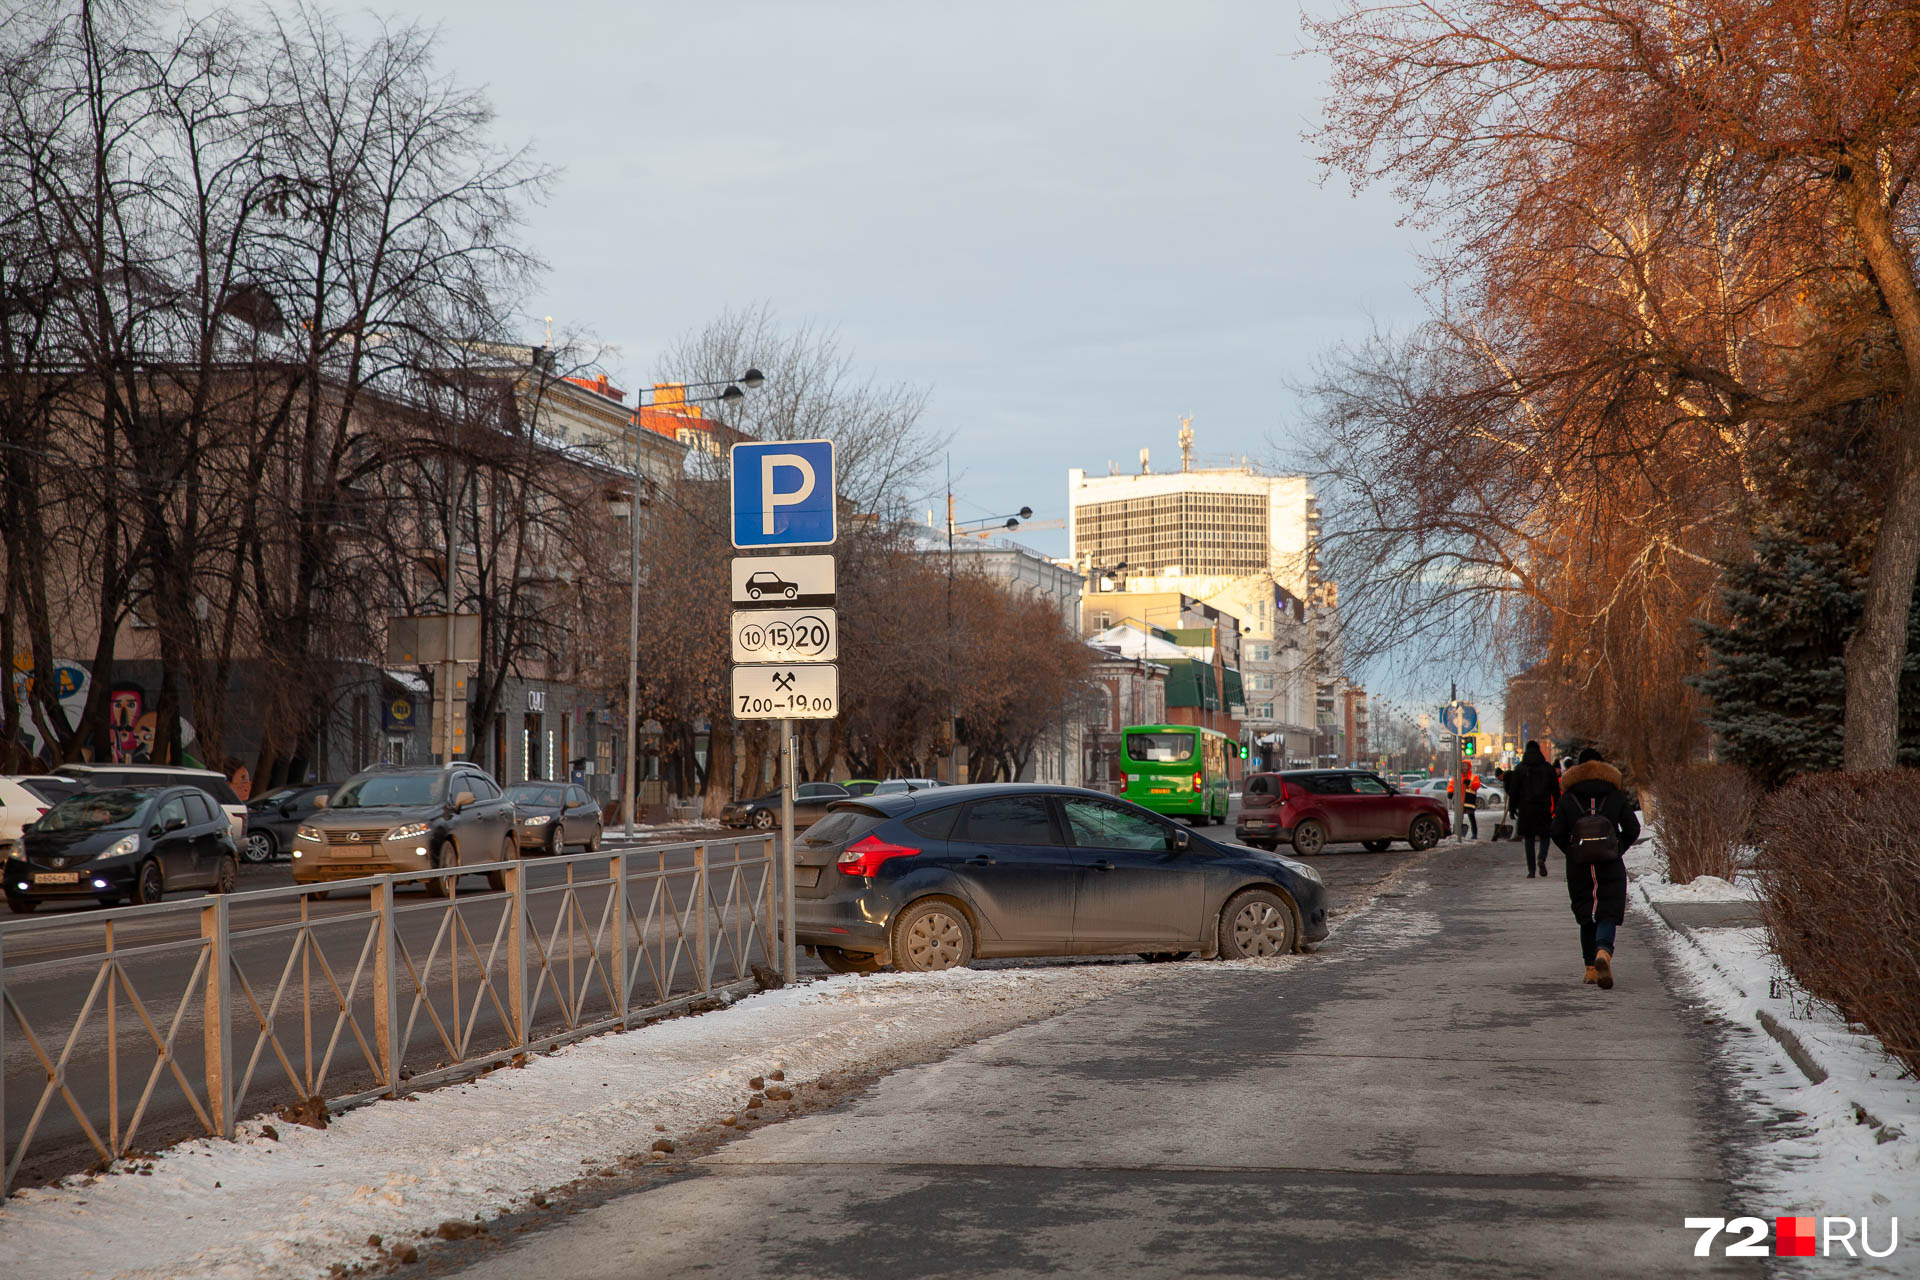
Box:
[455,838,1750,1280]
[0,796,1425,1192]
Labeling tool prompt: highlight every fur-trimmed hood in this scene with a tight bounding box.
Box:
[1560,760,1623,792]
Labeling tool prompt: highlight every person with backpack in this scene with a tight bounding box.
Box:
[1550,747,1639,988]
[1507,741,1561,877]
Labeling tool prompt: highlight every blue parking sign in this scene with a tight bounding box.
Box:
[731,439,836,548]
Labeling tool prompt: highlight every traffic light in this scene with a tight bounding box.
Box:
[1461,736,1477,757]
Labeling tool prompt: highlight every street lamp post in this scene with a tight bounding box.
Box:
[622,369,763,837]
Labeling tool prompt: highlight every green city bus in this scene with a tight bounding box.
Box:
[1119,724,1235,823]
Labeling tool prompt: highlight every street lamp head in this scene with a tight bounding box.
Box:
[721,384,745,401]
[1018,506,1033,520]
[1004,517,1020,530]
[740,368,765,389]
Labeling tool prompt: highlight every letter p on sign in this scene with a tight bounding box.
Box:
[730,439,836,548]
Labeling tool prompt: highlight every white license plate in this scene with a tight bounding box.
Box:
[1245,820,1271,828]
[34,872,79,884]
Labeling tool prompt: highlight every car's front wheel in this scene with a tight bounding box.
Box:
[242,830,276,863]
[428,842,459,898]
[6,895,35,914]
[1290,819,1327,857]
[1219,888,1298,959]
[134,859,165,905]
[817,946,885,975]
[891,899,975,972]
[1408,814,1442,851]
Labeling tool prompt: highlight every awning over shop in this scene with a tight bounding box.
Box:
[383,668,430,694]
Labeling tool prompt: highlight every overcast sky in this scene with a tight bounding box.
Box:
[376,3,1422,517]
[351,1,1477,714]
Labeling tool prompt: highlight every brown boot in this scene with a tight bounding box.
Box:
[1594,948,1614,990]
[1583,965,1599,985]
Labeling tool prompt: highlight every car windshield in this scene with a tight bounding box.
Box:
[249,788,298,809]
[1126,732,1195,763]
[331,773,444,808]
[506,784,564,805]
[36,788,151,833]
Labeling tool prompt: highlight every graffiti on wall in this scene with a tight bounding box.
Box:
[7,657,199,765]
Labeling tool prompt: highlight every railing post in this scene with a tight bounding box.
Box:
[507,861,527,1057]
[613,851,631,1027]
[372,879,401,1098]
[694,843,710,993]
[201,896,233,1139]
[763,836,778,968]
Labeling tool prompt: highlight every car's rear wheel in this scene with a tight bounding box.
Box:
[752,808,776,831]
[1362,839,1393,852]
[211,856,238,894]
[1408,815,1442,851]
[7,895,35,914]
[1290,820,1326,857]
[134,859,165,905]
[1219,888,1298,959]
[242,831,276,863]
[486,836,515,892]
[817,946,885,974]
[891,899,975,972]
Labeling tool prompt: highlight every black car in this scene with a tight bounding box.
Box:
[506,781,604,854]
[792,783,1329,974]
[722,781,850,831]
[6,785,240,912]
[242,783,336,863]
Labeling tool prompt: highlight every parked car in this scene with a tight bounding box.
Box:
[55,764,245,843]
[506,781,604,853]
[873,778,944,795]
[241,783,336,863]
[722,781,850,830]
[840,779,881,797]
[15,775,85,807]
[1235,769,1451,855]
[792,783,1328,973]
[5,784,239,912]
[0,777,57,860]
[1403,777,1510,837]
[291,764,517,897]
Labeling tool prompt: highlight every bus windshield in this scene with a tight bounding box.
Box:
[1126,732,1196,764]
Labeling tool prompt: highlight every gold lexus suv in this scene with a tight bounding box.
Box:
[291,764,518,896]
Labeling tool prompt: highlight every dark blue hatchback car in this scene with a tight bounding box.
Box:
[792,783,1329,973]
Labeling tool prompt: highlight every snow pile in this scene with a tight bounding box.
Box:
[0,964,1173,1280]
[1638,884,1920,1267]
[1644,874,1756,904]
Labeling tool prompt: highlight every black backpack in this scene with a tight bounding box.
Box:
[1568,795,1621,865]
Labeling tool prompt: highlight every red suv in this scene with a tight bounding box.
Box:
[1236,770,1450,855]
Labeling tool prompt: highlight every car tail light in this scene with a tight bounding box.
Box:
[1191,771,1202,793]
[836,835,922,876]
[1280,781,1305,805]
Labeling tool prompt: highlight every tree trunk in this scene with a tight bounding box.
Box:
[1844,398,1920,769]
[1841,160,1920,771]
[702,717,735,818]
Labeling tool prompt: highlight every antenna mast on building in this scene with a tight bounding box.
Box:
[1179,415,1194,472]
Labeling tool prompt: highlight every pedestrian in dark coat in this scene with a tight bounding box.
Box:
[1550,748,1640,989]
[1507,741,1560,878]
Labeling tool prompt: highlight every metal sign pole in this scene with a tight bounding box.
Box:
[780,717,796,983]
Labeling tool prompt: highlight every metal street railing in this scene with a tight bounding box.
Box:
[0,836,777,1195]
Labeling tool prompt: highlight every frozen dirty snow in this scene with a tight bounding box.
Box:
[0,963,1174,1280]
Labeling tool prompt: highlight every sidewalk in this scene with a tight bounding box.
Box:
[454,844,1753,1279]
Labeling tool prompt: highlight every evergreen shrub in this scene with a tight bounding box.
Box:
[1754,771,1920,1079]
[1650,764,1754,884]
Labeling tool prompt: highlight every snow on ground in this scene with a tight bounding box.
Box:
[0,963,1178,1280]
[1631,871,1920,1270]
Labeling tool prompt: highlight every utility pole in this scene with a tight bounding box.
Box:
[1450,679,1465,843]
